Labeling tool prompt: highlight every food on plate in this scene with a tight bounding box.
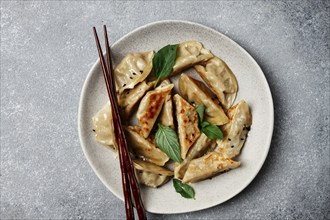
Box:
[125,126,169,166]
[172,41,213,74]
[118,81,154,118]
[136,82,174,138]
[174,133,215,179]
[178,73,229,125]
[215,100,252,159]
[92,41,252,198]
[133,160,173,188]
[173,94,200,159]
[114,51,154,93]
[92,102,116,150]
[194,56,238,110]
[182,152,240,183]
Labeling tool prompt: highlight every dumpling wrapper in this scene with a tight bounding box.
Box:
[158,80,174,129]
[182,152,240,183]
[137,83,174,138]
[194,56,238,109]
[178,73,229,125]
[215,100,252,159]
[92,102,116,150]
[174,133,215,179]
[125,126,169,166]
[174,94,200,159]
[133,160,173,188]
[118,81,154,118]
[114,51,154,93]
[172,41,214,75]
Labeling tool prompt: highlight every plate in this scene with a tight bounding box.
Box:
[78,20,274,214]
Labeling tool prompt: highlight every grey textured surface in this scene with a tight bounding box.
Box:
[1,1,329,219]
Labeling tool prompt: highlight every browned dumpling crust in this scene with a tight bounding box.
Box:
[114,51,154,93]
[182,152,240,183]
[125,126,169,166]
[216,100,252,159]
[194,56,238,110]
[178,73,229,125]
[118,81,154,119]
[174,94,201,160]
[136,83,174,138]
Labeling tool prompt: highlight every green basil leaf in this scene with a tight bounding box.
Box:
[201,121,224,139]
[152,44,178,87]
[195,104,205,124]
[155,123,181,163]
[173,179,195,199]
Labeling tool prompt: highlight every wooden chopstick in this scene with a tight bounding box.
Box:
[93,26,147,220]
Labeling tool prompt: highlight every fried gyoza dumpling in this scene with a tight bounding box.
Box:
[182,152,240,183]
[114,51,154,93]
[215,100,252,159]
[133,160,173,188]
[174,133,215,179]
[194,56,238,109]
[125,126,169,166]
[137,83,174,138]
[174,94,200,159]
[158,80,175,129]
[118,81,154,118]
[92,102,116,150]
[172,41,213,74]
[178,73,229,125]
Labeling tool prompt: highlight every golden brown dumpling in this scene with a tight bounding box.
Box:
[133,160,173,188]
[136,83,174,138]
[125,126,169,166]
[174,133,215,179]
[92,102,116,150]
[194,56,238,109]
[215,100,252,159]
[172,41,213,74]
[114,51,154,93]
[118,81,154,118]
[173,94,200,159]
[178,73,229,125]
[182,152,240,183]
[159,80,175,129]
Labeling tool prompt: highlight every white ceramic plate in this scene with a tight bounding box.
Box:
[78,20,274,214]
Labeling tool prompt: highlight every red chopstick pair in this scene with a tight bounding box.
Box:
[93,25,147,220]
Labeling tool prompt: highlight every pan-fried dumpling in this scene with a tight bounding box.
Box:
[215,100,252,159]
[182,152,240,183]
[178,73,229,125]
[174,94,200,159]
[118,81,154,118]
[92,102,116,150]
[194,56,238,109]
[174,133,215,179]
[137,83,174,138]
[114,51,154,93]
[125,126,169,166]
[172,41,213,74]
[133,160,173,188]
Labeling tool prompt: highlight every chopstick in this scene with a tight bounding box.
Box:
[93,25,147,220]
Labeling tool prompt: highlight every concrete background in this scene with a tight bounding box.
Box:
[1,1,329,219]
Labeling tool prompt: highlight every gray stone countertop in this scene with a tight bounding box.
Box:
[1,1,329,219]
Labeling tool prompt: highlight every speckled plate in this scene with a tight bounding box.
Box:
[78,20,274,214]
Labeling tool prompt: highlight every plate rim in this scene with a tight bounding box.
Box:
[78,19,274,214]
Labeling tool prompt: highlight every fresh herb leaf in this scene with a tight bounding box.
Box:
[173,179,195,199]
[195,104,205,124]
[201,121,224,139]
[152,44,178,87]
[155,123,181,163]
